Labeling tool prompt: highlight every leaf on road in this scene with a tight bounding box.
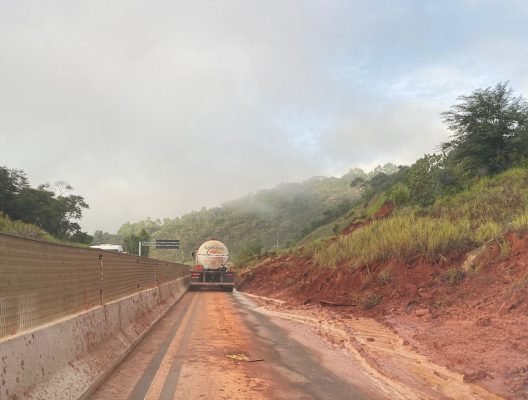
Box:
[225,351,264,362]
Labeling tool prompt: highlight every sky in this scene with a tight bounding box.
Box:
[1,0,528,233]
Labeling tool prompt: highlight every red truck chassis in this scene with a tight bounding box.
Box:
[190,269,234,291]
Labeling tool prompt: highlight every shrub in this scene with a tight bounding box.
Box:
[444,268,465,285]
[390,183,411,206]
[360,272,374,290]
[362,292,382,310]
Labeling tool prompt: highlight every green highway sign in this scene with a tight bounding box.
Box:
[155,239,180,249]
[139,239,180,256]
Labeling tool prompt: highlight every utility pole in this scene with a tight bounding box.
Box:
[276,230,279,250]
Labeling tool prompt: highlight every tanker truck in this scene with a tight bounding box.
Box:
[189,240,235,291]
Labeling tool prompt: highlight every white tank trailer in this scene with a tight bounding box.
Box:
[190,240,234,291]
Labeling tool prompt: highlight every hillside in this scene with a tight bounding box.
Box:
[0,213,60,242]
[238,168,528,398]
[237,84,528,399]
[109,164,398,263]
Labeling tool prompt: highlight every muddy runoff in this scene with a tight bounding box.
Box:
[242,292,502,400]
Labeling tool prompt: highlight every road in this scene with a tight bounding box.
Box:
[89,290,375,400]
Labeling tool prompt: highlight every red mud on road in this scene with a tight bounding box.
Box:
[237,233,528,400]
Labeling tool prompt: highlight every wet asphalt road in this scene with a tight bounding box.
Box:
[89,290,372,400]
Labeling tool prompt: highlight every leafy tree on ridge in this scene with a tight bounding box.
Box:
[442,82,528,176]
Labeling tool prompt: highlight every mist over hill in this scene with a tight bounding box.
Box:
[99,164,398,262]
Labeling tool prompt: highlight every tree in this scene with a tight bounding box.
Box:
[0,167,28,214]
[10,184,89,240]
[69,230,93,244]
[404,154,445,206]
[351,166,409,203]
[92,230,121,245]
[233,240,263,266]
[138,229,150,257]
[0,166,90,242]
[442,82,528,176]
[123,228,150,256]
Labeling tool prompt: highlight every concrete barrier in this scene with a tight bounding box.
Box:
[0,276,189,400]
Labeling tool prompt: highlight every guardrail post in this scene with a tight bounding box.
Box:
[137,258,140,292]
[98,254,104,305]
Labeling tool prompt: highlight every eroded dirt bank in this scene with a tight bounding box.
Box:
[237,234,528,399]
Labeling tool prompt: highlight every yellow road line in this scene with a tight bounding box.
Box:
[143,293,198,400]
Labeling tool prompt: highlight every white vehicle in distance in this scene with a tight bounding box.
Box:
[90,244,124,253]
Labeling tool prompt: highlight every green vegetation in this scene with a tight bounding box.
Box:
[110,164,402,263]
[115,173,368,262]
[123,228,150,256]
[511,212,528,235]
[233,240,263,266]
[431,168,528,225]
[295,83,528,271]
[0,167,91,243]
[307,168,528,269]
[0,213,56,242]
[312,213,473,268]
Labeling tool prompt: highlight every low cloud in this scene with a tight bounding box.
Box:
[1,1,527,232]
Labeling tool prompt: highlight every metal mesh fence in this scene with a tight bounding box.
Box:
[0,233,189,339]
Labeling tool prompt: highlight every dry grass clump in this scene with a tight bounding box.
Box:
[377,267,393,285]
[511,212,528,235]
[301,238,329,258]
[511,273,528,290]
[444,268,466,285]
[475,221,504,243]
[361,292,382,310]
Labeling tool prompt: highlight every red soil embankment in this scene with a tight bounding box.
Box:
[237,234,528,399]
